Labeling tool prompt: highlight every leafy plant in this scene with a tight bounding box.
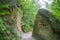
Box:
[20,0,39,32]
[51,0,60,21]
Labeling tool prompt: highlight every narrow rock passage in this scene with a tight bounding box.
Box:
[21,32,35,40]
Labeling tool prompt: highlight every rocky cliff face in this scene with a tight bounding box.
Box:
[32,8,60,40]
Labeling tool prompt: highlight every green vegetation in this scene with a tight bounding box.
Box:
[0,0,60,40]
[0,17,21,40]
[20,0,39,32]
[0,0,21,40]
[0,0,39,39]
[51,0,60,20]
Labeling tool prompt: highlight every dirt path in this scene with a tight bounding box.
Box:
[20,32,35,40]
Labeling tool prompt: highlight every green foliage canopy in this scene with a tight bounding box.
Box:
[20,0,39,32]
[51,0,60,20]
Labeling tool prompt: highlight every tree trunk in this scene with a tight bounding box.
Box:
[10,7,23,36]
[32,9,56,40]
[16,8,23,33]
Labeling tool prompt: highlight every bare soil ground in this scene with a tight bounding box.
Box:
[21,32,35,40]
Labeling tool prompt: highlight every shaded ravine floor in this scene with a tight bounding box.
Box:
[20,32,35,40]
